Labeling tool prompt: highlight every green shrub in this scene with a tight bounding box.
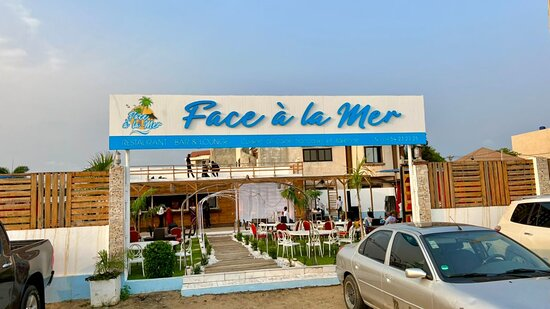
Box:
[120,285,131,301]
[193,264,202,275]
[268,247,277,260]
[201,254,209,266]
[143,241,176,278]
[236,232,243,242]
[244,235,250,245]
[251,239,258,251]
[206,244,212,256]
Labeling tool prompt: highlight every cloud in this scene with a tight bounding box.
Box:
[5,0,41,33]
[0,37,27,68]
[46,48,65,70]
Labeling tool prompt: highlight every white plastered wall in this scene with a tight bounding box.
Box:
[7,226,109,276]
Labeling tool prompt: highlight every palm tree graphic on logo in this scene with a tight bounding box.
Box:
[123,96,162,135]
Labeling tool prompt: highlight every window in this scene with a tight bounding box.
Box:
[533,202,550,228]
[390,232,431,275]
[303,148,332,162]
[364,146,382,163]
[362,230,392,263]
[510,203,534,225]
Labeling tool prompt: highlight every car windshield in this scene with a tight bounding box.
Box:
[422,230,550,283]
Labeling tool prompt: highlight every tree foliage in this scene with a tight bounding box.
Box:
[0,166,29,174]
[85,152,114,171]
[421,145,446,162]
[498,147,519,157]
[131,188,156,230]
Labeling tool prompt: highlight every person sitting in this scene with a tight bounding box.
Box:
[384,211,397,225]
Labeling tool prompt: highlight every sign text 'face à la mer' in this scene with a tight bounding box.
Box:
[109,95,426,150]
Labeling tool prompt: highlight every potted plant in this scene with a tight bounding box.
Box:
[86,250,124,307]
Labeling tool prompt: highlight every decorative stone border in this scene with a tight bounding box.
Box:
[181,265,338,297]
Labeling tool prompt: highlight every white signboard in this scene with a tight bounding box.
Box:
[109,95,426,150]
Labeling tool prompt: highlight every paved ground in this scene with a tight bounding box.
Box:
[48,285,346,309]
[206,235,277,273]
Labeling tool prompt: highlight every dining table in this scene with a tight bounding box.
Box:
[287,229,336,237]
[130,240,180,249]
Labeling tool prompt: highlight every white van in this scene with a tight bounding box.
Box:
[497,195,550,262]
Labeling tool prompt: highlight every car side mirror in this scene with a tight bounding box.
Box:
[405,268,427,279]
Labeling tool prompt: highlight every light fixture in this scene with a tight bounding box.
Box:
[114,151,121,166]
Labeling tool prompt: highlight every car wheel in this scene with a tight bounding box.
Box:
[21,285,41,309]
[343,275,366,309]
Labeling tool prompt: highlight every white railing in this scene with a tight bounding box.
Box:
[130,162,303,182]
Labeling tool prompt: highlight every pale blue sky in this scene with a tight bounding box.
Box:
[0,1,549,171]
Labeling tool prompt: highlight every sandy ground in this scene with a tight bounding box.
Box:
[48,285,346,309]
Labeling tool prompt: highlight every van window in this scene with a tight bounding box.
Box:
[510,203,534,225]
[533,202,550,228]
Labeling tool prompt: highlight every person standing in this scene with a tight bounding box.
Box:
[186,154,194,178]
[202,161,210,178]
[281,206,289,223]
[336,196,343,220]
[211,161,220,177]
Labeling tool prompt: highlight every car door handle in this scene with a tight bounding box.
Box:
[384,273,392,281]
[2,262,12,269]
[524,232,533,236]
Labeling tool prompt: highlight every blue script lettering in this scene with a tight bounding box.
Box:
[300,102,331,126]
[271,102,295,126]
[182,100,265,129]
[337,103,401,129]
[122,111,162,130]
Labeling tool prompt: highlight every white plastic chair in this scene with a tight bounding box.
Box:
[175,239,193,271]
[323,230,339,256]
[128,244,145,276]
[275,230,286,257]
[339,226,355,245]
[306,230,323,258]
[282,231,303,258]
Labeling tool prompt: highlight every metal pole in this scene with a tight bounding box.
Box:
[124,150,131,279]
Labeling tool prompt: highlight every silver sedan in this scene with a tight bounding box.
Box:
[336,222,550,309]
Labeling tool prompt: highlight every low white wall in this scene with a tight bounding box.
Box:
[431,206,508,228]
[7,225,109,276]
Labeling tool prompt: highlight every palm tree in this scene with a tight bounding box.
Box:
[348,159,373,239]
[130,188,156,232]
[84,152,114,171]
[139,96,153,108]
[0,166,29,174]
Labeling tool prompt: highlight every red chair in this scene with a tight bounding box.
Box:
[130,226,136,232]
[170,227,183,242]
[339,220,354,237]
[250,223,267,239]
[130,230,141,242]
[302,221,311,231]
[276,223,287,231]
[323,221,335,231]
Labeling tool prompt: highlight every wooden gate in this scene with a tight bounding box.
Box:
[428,161,536,208]
[0,171,109,230]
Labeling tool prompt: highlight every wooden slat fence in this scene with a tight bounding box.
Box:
[0,171,109,230]
[428,161,536,208]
